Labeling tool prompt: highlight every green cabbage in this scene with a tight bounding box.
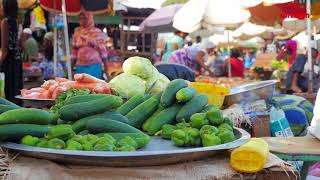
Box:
[145,73,170,94]
[122,56,157,79]
[109,73,146,99]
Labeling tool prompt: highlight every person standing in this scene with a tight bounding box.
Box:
[71,11,108,79]
[0,0,23,105]
[160,31,187,62]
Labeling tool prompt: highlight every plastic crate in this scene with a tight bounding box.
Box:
[189,82,230,108]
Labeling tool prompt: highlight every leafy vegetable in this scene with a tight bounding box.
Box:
[49,88,91,113]
[109,73,146,99]
[122,56,156,79]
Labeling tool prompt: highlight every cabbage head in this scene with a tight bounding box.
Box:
[145,73,170,94]
[123,56,156,79]
[109,73,146,99]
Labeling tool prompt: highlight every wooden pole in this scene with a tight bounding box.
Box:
[61,0,72,80]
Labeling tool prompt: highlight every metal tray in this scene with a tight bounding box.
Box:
[1,128,250,167]
[223,80,278,107]
[15,95,54,108]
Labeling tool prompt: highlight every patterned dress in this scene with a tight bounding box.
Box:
[1,18,23,105]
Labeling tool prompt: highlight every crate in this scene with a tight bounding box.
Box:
[241,115,271,138]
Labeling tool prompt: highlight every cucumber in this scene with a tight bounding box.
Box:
[78,130,89,135]
[59,95,123,121]
[98,133,150,149]
[126,95,160,128]
[201,104,219,113]
[72,111,132,133]
[116,94,145,115]
[161,79,188,107]
[64,94,109,105]
[176,87,197,102]
[176,94,208,122]
[0,98,19,107]
[0,124,50,141]
[142,105,165,131]
[0,108,56,125]
[86,118,143,134]
[0,105,21,114]
[145,104,182,135]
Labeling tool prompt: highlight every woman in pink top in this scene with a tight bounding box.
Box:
[71,11,108,79]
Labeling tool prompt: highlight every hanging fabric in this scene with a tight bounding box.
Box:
[30,6,47,31]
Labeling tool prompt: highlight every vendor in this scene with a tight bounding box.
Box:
[160,31,188,62]
[168,40,215,76]
[225,48,245,78]
[277,40,297,68]
[71,11,108,79]
[154,63,195,82]
[286,46,319,93]
[20,28,39,62]
[0,0,23,105]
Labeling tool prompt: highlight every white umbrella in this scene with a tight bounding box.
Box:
[209,31,238,46]
[282,18,320,31]
[232,22,273,40]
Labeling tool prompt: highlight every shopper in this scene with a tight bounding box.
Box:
[226,48,245,78]
[168,40,215,76]
[21,28,39,62]
[160,31,188,62]
[0,0,23,105]
[71,11,108,79]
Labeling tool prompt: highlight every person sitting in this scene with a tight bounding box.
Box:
[21,28,39,62]
[154,63,195,82]
[225,48,245,78]
[168,40,215,76]
[286,46,319,93]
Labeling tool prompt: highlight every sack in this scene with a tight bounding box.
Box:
[269,107,294,137]
[0,73,5,98]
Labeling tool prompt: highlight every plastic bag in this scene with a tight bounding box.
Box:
[308,89,320,139]
[270,107,294,137]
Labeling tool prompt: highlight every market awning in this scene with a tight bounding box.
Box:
[68,15,121,25]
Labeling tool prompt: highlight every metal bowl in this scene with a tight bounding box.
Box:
[223,80,278,108]
[1,128,250,167]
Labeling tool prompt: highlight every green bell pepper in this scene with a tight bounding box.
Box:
[161,124,177,139]
[190,113,209,129]
[47,138,66,149]
[218,131,236,144]
[20,135,40,146]
[171,129,187,147]
[202,134,221,147]
[199,125,219,138]
[46,125,75,141]
[66,140,83,150]
[116,136,138,149]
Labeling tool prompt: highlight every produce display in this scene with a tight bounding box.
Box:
[20,74,111,100]
[195,76,256,89]
[0,56,240,153]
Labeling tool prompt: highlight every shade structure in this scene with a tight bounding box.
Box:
[173,0,251,33]
[232,22,273,40]
[283,18,320,31]
[209,31,239,48]
[39,0,113,15]
[239,37,265,48]
[139,4,183,32]
[161,0,189,7]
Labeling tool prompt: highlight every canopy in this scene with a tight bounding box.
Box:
[161,0,189,7]
[232,22,273,40]
[239,37,265,48]
[282,18,320,31]
[209,31,239,47]
[139,4,183,32]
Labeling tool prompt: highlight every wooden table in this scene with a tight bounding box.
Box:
[263,137,320,179]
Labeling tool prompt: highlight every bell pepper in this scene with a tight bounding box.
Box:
[171,129,187,147]
[46,125,75,141]
[190,113,209,129]
[93,143,115,151]
[20,135,40,146]
[206,109,224,126]
[161,124,177,139]
[175,122,190,129]
[199,125,219,138]
[218,123,233,132]
[185,128,201,146]
[82,142,94,151]
[79,134,99,145]
[116,136,138,149]
[36,138,48,148]
[70,135,83,143]
[101,134,116,144]
[223,117,234,127]
[202,134,221,147]
[66,140,83,150]
[218,131,236,144]
[95,136,116,147]
[47,138,66,149]
[116,144,136,152]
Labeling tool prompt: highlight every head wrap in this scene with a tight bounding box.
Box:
[80,11,94,29]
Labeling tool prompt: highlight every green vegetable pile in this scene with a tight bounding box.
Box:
[49,88,90,113]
